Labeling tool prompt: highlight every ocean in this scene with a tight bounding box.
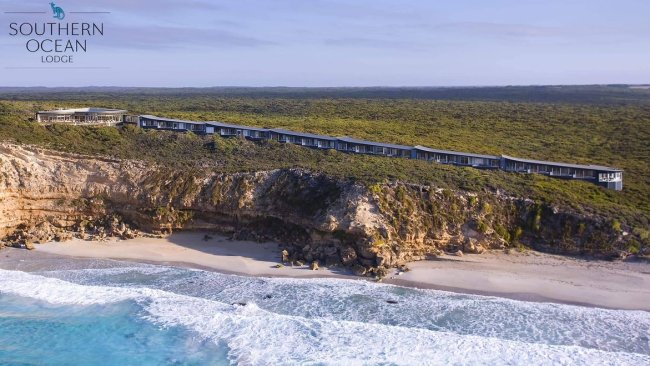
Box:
[0,257,648,366]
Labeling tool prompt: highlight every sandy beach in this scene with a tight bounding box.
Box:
[9,232,650,311]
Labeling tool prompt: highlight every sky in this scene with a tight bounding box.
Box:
[1,0,649,87]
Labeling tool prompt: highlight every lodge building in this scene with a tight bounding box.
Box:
[413,146,501,169]
[337,136,413,158]
[133,114,623,190]
[36,108,127,125]
[36,110,624,191]
[270,129,337,148]
[500,155,623,191]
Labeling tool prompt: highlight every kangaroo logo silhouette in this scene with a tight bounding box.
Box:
[50,2,65,20]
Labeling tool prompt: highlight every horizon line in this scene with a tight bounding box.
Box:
[0,83,649,89]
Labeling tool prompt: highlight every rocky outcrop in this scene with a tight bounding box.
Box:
[0,143,642,274]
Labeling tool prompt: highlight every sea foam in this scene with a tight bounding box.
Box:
[1,267,649,366]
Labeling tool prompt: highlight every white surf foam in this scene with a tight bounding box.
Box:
[124,267,650,355]
[1,268,649,366]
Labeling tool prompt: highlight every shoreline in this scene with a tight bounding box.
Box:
[3,232,649,311]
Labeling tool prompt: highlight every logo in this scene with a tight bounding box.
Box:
[50,2,65,21]
[7,3,107,66]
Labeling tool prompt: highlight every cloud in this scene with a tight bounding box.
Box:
[432,22,566,38]
[322,37,420,49]
[105,0,221,12]
[100,25,273,50]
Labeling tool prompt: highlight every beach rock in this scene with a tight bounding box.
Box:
[351,264,367,276]
[28,223,54,243]
[310,261,319,271]
[454,250,464,257]
[464,238,477,252]
[281,249,290,263]
[274,264,284,268]
[356,243,377,260]
[375,256,386,267]
[375,267,389,279]
[24,241,35,250]
[121,228,138,239]
[464,238,487,254]
[340,246,357,266]
[55,231,74,242]
[398,264,411,272]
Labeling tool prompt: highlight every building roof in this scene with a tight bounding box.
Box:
[337,136,413,150]
[207,121,269,132]
[136,115,621,173]
[139,115,204,125]
[39,108,127,114]
[501,155,622,172]
[270,128,337,140]
[414,145,499,160]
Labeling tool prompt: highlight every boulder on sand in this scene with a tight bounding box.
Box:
[310,261,319,271]
[352,264,367,276]
[281,249,290,263]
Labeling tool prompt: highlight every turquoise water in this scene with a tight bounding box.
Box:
[0,258,649,365]
[0,295,227,366]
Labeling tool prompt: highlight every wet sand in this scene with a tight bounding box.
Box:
[9,232,649,311]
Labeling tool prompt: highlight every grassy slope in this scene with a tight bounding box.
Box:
[0,88,648,232]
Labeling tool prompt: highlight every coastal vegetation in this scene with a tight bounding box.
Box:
[0,86,648,236]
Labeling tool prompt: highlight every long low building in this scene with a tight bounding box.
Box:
[209,122,270,139]
[37,108,127,125]
[413,145,501,169]
[139,115,207,133]
[270,129,338,148]
[501,155,623,190]
[136,114,623,190]
[337,136,413,157]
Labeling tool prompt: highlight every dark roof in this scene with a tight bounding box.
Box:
[137,115,621,173]
[337,136,413,150]
[139,115,204,125]
[207,121,269,132]
[501,155,622,172]
[414,145,499,160]
[271,128,337,140]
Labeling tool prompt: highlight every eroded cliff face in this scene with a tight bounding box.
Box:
[0,143,634,274]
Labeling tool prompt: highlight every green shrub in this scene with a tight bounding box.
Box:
[627,240,640,254]
[1,92,649,232]
[481,201,492,215]
[495,224,511,242]
[512,226,524,243]
[477,220,488,233]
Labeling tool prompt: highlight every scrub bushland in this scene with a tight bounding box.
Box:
[0,87,648,233]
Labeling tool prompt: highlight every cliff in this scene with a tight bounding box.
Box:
[0,143,641,275]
